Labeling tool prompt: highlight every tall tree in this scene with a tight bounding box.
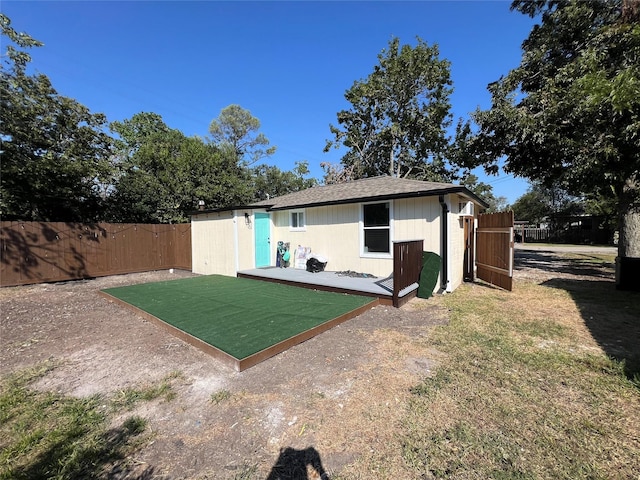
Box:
[251,161,317,201]
[0,14,113,222]
[109,113,253,223]
[510,182,583,226]
[208,104,276,166]
[325,37,455,181]
[320,162,358,185]
[464,0,640,288]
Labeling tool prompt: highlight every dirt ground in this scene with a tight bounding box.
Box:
[0,246,619,479]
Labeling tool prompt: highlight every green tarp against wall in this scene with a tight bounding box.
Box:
[417,251,440,299]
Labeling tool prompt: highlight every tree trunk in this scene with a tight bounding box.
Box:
[616,177,640,290]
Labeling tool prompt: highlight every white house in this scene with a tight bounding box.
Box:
[191,176,488,300]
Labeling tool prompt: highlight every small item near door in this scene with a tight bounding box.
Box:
[294,246,312,269]
[306,255,327,273]
[276,241,291,268]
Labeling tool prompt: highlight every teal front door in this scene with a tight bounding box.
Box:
[254,212,271,267]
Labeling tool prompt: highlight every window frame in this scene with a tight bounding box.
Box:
[289,209,306,232]
[360,201,393,258]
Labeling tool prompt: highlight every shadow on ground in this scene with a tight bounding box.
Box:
[265,447,329,480]
[8,419,154,480]
[515,250,615,278]
[542,277,640,384]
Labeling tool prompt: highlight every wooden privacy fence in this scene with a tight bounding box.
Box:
[0,222,191,287]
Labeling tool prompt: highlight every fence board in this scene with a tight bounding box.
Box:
[0,222,191,287]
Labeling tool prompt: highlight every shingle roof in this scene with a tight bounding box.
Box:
[249,176,489,211]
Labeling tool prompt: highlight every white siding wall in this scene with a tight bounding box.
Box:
[271,197,444,280]
[192,194,479,293]
[192,209,266,276]
[395,197,443,293]
[393,197,441,251]
[272,204,372,271]
[448,195,466,292]
[191,212,236,276]
[236,210,258,271]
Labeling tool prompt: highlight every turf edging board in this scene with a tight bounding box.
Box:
[100,275,378,371]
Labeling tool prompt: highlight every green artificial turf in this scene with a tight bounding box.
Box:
[102,275,375,360]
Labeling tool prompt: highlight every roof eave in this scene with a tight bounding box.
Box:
[189,185,490,215]
[455,189,490,210]
[189,204,275,216]
[264,186,490,211]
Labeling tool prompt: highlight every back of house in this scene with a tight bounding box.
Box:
[191,176,488,296]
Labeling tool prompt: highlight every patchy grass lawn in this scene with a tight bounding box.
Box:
[2,254,638,479]
[402,254,640,479]
[0,363,178,479]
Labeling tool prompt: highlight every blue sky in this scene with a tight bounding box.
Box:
[4,1,537,204]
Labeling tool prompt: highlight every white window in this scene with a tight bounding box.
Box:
[289,209,305,231]
[458,201,473,216]
[361,202,392,256]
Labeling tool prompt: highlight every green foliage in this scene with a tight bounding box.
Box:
[325,37,456,181]
[251,161,317,201]
[511,182,583,224]
[0,16,315,223]
[209,104,276,166]
[511,190,551,225]
[108,108,304,222]
[1,16,113,222]
[467,0,640,253]
[108,113,254,223]
[583,191,618,230]
[0,14,43,68]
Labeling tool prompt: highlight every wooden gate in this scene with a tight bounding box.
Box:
[476,211,514,291]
